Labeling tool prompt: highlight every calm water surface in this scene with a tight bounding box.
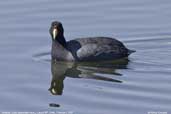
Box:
[0,0,171,114]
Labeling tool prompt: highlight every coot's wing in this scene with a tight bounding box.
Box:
[67,37,131,61]
[76,43,128,61]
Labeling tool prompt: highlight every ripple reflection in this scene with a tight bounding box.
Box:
[49,59,129,95]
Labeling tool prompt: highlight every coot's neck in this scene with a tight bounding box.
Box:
[51,40,68,61]
[55,34,67,48]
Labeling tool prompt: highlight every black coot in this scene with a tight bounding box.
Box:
[49,21,135,61]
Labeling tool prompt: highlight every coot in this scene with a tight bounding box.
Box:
[49,21,135,61]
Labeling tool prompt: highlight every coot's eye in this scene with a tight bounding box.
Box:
[53,25,57,28]
[52,22,57,26]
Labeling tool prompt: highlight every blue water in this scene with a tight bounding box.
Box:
[0,0,171,114]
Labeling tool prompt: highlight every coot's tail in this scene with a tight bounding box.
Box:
[127,49,136,55]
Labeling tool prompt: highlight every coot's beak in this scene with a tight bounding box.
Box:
[52,28,58,40]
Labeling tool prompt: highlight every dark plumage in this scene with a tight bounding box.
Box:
[49,21,135,61]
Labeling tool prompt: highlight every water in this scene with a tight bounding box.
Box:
[0,0,171,114]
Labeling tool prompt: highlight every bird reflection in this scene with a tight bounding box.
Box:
[49,59,129,95]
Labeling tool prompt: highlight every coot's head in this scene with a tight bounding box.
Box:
[49,21,64,40]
